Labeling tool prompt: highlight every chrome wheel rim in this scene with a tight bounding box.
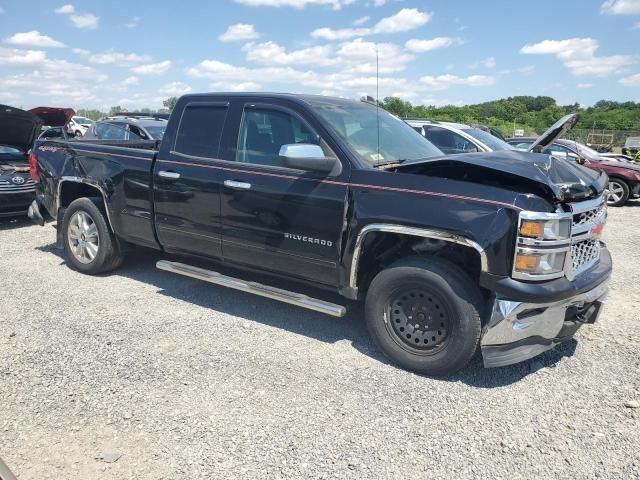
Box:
[607,181,624,204]
[67,211,99,264]
[386,288,452,355]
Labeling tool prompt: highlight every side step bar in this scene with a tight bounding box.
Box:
[156,260,347,318]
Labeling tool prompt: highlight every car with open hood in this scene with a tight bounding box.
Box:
[0,105,75,217]
[508,128,640,207]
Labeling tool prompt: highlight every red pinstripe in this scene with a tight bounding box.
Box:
[69,148,519,210]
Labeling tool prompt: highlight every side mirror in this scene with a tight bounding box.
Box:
[576,156,586,165]
[279,144,342,175]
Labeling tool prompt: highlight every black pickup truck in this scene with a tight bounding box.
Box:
[28,93,611,375]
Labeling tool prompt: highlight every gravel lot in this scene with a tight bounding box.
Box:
[1,203,639,480]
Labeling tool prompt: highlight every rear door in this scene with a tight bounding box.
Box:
[219,101,349,286]
[153,100,230,259]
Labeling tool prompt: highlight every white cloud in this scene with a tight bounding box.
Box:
[122,76,139,87]
[481,56,496,68]
[219,24,261,42]
[352,16,370,26]
[209,81,262,92]
[405,37,462,53]
[130,60,171,75]
[159,81,193,95]
[4,31,65,48]
[243,38,413,74]
[601,0,640,14]
[312,8,432,40]
[0,48,47,66]
[70,13,99,29]
[54,4,75,14]
[577,83,594,88]
[125,17,141,29]
[55,5,99,29]
[620,73,640,86]
[75,49,152,66]
[367,0,385,6]
[419,74,496,90]
[234,0,354,9]
[521,38,634,76]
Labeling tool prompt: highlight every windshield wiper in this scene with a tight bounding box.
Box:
[374,159,408,169]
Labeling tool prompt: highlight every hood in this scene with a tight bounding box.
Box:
[598,158,640,172]
[0,104,43,152]
[528,114,579,153]
[29,106,75,127]
[396,150,607,203]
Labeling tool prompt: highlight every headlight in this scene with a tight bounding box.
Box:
[519,218,571,240]
[513,212,572,281]
[514,250,567,276]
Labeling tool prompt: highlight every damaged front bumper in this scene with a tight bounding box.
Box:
[481,276,609,368]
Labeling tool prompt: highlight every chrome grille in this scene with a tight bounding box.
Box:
[567,196,606,279]
[573,204,606,230]
[571,238,600,276]
[0,177,36,193]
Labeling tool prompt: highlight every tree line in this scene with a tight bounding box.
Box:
[379,96,640,139]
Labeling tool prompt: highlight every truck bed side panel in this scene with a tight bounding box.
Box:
[35,141,159,248]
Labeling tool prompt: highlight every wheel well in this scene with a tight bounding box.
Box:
[355,232,483,295]
[59,182,104,209]
[608,176,630,187]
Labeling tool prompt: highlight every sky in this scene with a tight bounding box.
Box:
[0,0,639,111]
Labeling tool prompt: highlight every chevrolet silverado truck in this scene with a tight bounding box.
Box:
[27,93,611,375]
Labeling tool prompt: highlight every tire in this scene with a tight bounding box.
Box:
[364,256,483,376]
[607,178,629,207]
[62,197,123,274]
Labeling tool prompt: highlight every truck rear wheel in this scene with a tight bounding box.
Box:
[62,198,123,274]
[364,257,483,376]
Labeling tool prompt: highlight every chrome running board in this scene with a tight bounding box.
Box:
[156,260,347,318]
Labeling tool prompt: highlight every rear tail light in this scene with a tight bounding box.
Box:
[28,150,40,183]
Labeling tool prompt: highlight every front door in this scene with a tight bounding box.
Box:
[153,101,230,259]
[220,102,349,286]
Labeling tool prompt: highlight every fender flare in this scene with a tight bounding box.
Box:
[348,223,488,293]
[57,176,114,231]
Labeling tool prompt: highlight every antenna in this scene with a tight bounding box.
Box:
[376,45,380,167]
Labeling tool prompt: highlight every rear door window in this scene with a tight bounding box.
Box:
[174,105,228,159]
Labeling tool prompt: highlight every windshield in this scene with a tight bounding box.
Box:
[74,117,93,124]
[574,142,602,158]
[313,101,442,166]
[0,145,24,155]
[144,126,166,140]
[462,128,514,151]
[625,138,640,148]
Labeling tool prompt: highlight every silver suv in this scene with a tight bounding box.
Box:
[404,119,514,154]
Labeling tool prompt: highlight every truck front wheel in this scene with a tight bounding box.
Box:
[62,198,123,274]
[365,257,483,376]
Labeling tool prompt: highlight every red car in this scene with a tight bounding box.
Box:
[508,137,640,207]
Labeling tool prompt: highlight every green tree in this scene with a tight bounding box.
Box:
[109,106,123,116]
[163,97,178,111]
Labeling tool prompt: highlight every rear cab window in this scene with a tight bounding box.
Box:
[174,104,229,159]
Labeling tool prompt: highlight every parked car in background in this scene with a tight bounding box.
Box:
[0,105,41,217]
[84,116,167,141]
[405,119,515,154]
[38,126,79,141]
[28,93,611,375]
[68,116,94,137]
[622,137,640,159]
[507,136,640,206]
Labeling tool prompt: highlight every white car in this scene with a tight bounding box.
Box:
[68,116,94,136]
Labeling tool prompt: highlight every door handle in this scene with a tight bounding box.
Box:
[158,170,181,180]
[224,180,252,190]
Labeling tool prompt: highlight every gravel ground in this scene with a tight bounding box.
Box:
[1,203,639,480]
